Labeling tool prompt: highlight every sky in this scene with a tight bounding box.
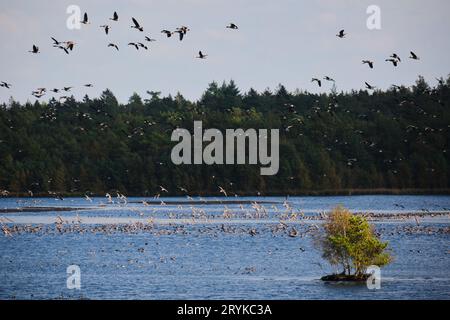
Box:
[0,0,449,103]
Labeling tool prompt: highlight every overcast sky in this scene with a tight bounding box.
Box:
[1,0,449,103]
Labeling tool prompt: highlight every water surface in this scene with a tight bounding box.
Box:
[0,195,449,300]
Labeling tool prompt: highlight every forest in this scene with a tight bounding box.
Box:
[0,76,449,196]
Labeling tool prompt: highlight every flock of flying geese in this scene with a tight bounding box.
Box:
[27,12,238,56]
[0,11,240,99]
[0,12,424,99]
[311,29,421,90]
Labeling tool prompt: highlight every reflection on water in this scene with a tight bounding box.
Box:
[0,195,449,300]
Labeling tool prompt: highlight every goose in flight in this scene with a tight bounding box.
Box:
[137,42,148,50]
[365,82,376,90]
[324,76,335,82]
[145,36,156,42]
[362,60,374,69]
[176,26,190,34]
[100,25,110,35]
[161,30,173,37]
[336,29,346,38]
[108,43,119,51]
[159,185,168,193]
[32,91,45,98]
[63,86,73,92]
[84,84,93,87]
[196,51,207,59]
[218,186,228,197]
[311,78,322,87]
[51,37,62,46]
[174,26,190,40]
[174,29,185,41]
[390,53,401,62]
[110,11,118,22]
[128,42,140,50]
[64,41,75,51]
[0,81,11,89]
[385,58,398,67]
[29,45,39,54]
[51,88,59,93]
[226,23,238,29]
[55,45,69,54]
[409,51,420,60]
[131,17,144,31]
[81,12,89,25]
[34,87,46,94]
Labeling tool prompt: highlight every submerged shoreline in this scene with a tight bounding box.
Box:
[2,188,450,198]
[2,211,449,224]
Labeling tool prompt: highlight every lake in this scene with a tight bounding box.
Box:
[0,195,449,299]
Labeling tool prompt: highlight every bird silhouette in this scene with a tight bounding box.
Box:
[311,78,322,87]
[137,42,148,50]
[128,42,140,50]
[324,76,335,82]
[131,17,144,31]
[145,36,156,42]
[65,41,75,51]
[32,90,45,98]
[174,30,185,41]
[386,58,398,67]
[336,29,346,38]
[51,37,61,46]
[362,60,374,69]
[390,53,401,62]
[175,26,190,38]
[108,43,119,51]
[409,51,420,60]
[196,51,207,59]
[226,23,238,29]
[110,11,119,22]
[161,30,173,37]
[100,25,110,35]
[54,45,69,54]
[81,12,89,25]
[365,82,376,90]
[0,81,12,89]
[29,45,39,54]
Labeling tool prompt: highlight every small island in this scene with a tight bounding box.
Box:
[316,206,393,282]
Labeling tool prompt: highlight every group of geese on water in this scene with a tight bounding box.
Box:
[310,29,421,90]
[1,183,449,238]
[1,194,449,238]
[0,11,240,99]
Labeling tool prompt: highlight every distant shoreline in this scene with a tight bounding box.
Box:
[1,188,450,198]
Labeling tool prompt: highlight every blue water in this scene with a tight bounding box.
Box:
[0,195,449,300]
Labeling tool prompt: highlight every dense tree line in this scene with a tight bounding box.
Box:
[0,76,449,196]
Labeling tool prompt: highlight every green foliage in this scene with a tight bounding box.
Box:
[0,76,449,195]
[318,206,392,276]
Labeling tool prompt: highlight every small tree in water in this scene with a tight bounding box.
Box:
[317,206,392,279]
